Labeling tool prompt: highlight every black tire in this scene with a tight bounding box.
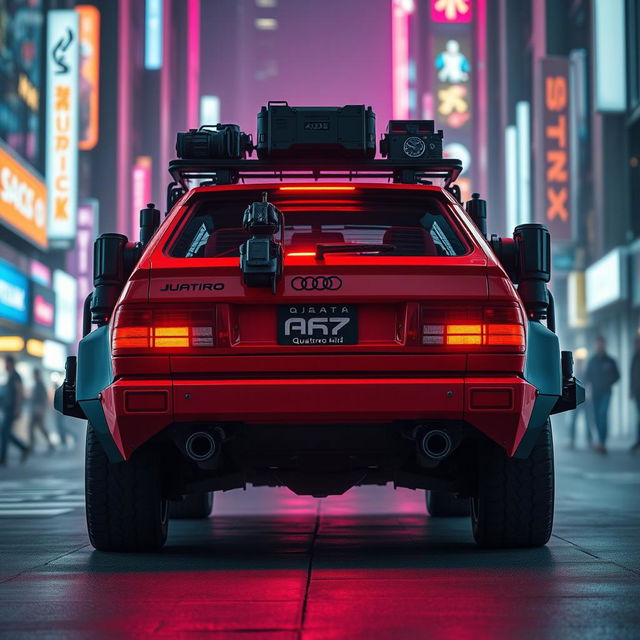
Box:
[471,422,554,548]
[85,423,168,552]
[169,492,214,519]
[426,490,470,517]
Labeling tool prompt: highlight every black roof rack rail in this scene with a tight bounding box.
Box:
[168,158,462,190]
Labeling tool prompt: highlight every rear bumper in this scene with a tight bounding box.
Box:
[96,376,538,460]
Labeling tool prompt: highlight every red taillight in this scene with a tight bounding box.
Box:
[421,305,525,352]
[112,306,216,353]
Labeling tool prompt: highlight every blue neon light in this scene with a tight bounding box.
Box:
[0,259,28,325]
[145,0,163,70]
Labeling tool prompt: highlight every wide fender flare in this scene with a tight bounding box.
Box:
[76,326,123,461]
[513,321,561,459]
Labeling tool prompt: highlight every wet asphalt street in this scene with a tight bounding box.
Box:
[0,434,639,639]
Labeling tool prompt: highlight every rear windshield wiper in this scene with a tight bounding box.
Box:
[315,243,396,261]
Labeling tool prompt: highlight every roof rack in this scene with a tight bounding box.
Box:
[168,157,463,190]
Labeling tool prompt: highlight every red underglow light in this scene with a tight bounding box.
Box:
[287,252,316,257]
[279,186,357,192]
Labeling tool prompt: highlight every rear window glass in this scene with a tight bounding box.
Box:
[170,191,468,258]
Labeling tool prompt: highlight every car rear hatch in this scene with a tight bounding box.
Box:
[114,185,525,376]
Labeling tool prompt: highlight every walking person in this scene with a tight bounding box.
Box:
[585,336,620,454]
[630,335,640,453]
[29,369,54,454]
[0,356,29,466]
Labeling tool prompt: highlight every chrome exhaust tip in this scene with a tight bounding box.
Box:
[185,431,217,462]
[421,429,453,460]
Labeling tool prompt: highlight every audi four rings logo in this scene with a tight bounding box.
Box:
[291,276,343,291]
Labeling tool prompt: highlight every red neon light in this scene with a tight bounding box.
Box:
[287,252,316,257]
[277,200,359,205]
[279,186,357,192]
[278,207,365,212]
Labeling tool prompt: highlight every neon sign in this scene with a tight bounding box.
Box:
[538,57,571,241]
[431,0,472,23]
[46,10,79,249]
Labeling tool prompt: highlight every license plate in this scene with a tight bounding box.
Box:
[277,304,358,346]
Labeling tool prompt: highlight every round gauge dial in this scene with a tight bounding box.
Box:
[403,136,426,158]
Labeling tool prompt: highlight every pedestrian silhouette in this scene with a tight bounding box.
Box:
[585,336,619,454]
[0,356,29,466]
[29,369,54,454]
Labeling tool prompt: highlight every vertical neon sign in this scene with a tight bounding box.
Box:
[46,10,79,249]
[77,5,101,150]
[67,199,97,343]
[392,0,414,120]
[429,0,474,201]
[117,0,131,236]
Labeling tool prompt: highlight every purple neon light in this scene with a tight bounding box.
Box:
[186,0,200,128]
[117,0,131,236]
[475,0,487,195]
[392,0,412,120]
[159,0,171,205]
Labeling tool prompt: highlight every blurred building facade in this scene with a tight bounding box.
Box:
[0,0,206,388]
[0,0,73,390]
[1,0,639,440]
[475,0,639,438]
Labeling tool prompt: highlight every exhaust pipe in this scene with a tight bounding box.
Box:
[185,431,217,462]
[421,429,453,461]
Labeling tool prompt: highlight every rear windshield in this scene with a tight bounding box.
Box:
[170,191,468,258]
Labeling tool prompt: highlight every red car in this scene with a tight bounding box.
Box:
[56,104,583,551]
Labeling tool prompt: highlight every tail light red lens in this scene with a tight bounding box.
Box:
[421,304,525,352]
[112,306,216,353]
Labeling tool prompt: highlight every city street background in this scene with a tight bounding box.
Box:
[1,0,640,637]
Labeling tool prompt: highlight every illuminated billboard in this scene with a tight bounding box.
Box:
[77,5,101,150]
[0,1,45,167]
[53,269,77,344]
[0,258,29,325]
[428,6,475,201]
[0,139,47,248]
[585,248,626,313]
[46,10,80,249]
[536,57,571,242]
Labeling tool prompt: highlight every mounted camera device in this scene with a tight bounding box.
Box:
[239,192,284,294]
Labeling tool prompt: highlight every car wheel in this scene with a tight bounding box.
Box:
[169,492,214,519]
[85,423,168,552]
[426,490,470,517]
[471,421,554,548]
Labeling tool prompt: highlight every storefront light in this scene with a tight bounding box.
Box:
[26,339,45,358]
[43,340,67,371]
[574,347,588,360]
[0,336,25,352]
